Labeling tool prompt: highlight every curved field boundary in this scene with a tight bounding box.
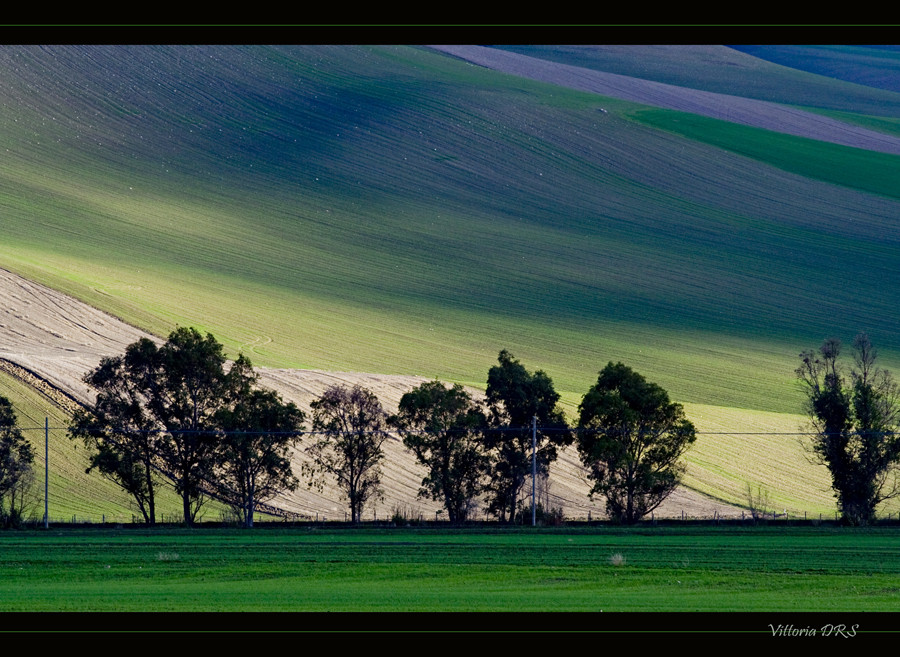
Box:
[0,267,739,520]
[0,356,302,522]
[430,46,900,156]
[0,358,82,416]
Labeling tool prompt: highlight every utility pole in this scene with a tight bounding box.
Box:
[532,415,537,527]
[44,417,48,529]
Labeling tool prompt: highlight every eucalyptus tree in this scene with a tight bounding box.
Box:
[69,337,165,524]
[214,357,305,527]
[482,350,571,523]
[73,327,266,526]
[306,384,389,523]
[797,333,900,525]
[577,362,696,524]
[393,381,488,524]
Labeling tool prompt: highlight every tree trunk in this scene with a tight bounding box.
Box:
[183,491,193,527]
[146,460,156,525]
[246,476,255,528]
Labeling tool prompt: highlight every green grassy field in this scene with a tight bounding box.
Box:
[630,107,900,198]
[0,371,221,523]
[0,370,138,521]
[1,46,899,413]
[1,526,898,614]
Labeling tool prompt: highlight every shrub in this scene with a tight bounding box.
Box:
[746,483,771,521]
[515,502,565,526]
[390,505,423,526]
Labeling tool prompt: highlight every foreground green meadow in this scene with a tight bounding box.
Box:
[1,526,899,613]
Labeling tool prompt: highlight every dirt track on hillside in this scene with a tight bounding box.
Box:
[0,267,740,520]
[430,46,900,156]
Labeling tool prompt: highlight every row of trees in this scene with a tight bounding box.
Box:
[68,328,306,527]
[395,351,697,525]
[11,327,900,527]
[65,329,697,526]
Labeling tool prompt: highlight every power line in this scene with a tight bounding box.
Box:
[18,425,892,437]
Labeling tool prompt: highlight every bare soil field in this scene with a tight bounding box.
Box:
[0,267,740,520]
[431,46,900,156]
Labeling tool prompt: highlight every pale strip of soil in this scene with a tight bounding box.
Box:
[0,267,741,520]
[430,46,900,156]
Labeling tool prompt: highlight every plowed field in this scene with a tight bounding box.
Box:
[0,267,739,520]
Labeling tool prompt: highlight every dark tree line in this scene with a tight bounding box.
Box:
[392,352,693,525]
[69,328,304,527]
[56,323,900,527]
[69,328,699,526]
[14,326,900,528]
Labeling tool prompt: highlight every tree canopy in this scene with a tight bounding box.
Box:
[213,356,305,527]
[577,362,696,524]
[306,384,388,523]
[69,337,165,524]
[71,327,302,526]
[393,381,488,524]
[482,350,571,522]
[797,333,900,525]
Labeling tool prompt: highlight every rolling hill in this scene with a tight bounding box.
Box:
[1,44,899,520]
